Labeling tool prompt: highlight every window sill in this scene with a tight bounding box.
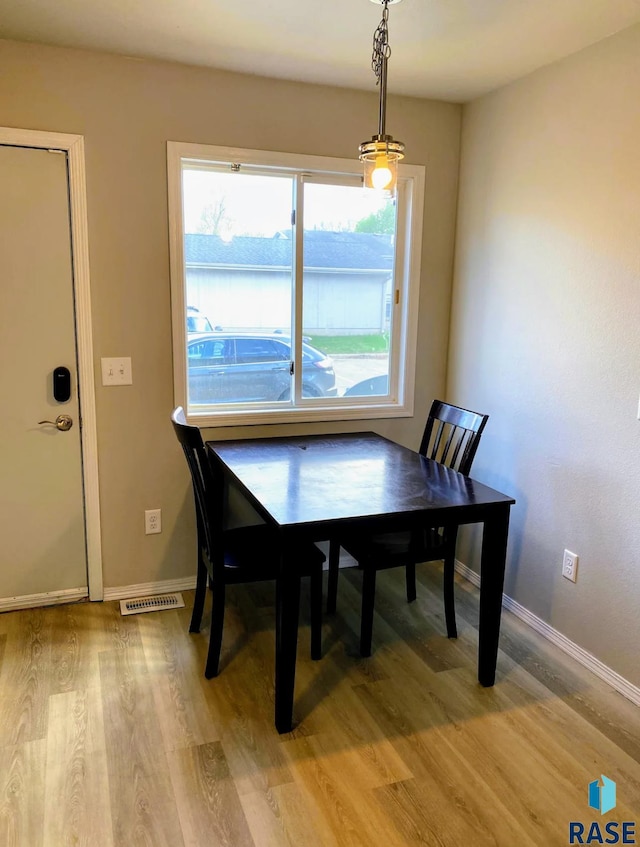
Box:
[187,398,414,428]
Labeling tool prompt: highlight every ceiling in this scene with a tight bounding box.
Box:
[2,0,640,102]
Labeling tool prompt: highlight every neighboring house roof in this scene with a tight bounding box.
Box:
[185,231,394,271]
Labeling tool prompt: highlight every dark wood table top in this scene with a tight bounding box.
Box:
[207,432,515,534]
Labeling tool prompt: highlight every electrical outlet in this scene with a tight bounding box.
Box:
[145,509,162,535]
[562,549,578,582]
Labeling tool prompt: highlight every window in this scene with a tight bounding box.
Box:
[168,142,424,426]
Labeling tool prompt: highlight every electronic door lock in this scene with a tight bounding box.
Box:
[53,366,71,402]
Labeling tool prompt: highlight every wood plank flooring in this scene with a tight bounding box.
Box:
[0,565,638,846]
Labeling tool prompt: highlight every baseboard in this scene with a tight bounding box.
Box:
[103,576,197,602]
[455,560,481,589]
[0,587,88,612]
[454,560,640,707]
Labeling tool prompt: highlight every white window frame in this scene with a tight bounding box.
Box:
[167,141,424,427]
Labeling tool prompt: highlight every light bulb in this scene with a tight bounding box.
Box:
[371,155,393,190]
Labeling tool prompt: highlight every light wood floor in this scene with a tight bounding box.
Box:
[0,565,638,847]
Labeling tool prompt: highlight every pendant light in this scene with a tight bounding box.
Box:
[359,0,405,194]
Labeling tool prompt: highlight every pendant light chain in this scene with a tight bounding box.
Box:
[372,2,391,84]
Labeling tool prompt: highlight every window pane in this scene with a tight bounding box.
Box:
[302,183,395,398]
[182,167,294,406]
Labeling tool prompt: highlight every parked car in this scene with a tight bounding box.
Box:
[187,332,337,404]
[344,374,389,397]
[186,305,213,334]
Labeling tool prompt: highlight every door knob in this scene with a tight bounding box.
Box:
[38,414,73,431]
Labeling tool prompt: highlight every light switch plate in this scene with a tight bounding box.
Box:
[101,357,133,385]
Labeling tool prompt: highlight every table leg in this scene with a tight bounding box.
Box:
[478,505,511,686]
[275,549,301,733]
[326,539,340,615]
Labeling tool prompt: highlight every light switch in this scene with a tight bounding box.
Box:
[101,357,133,386]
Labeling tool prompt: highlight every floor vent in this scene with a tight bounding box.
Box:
[120,593,185,616]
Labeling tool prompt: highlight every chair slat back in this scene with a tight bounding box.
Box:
[171,406,223,567]
[419,400,489,475]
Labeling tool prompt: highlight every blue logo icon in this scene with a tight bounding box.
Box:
[589,775,617,815]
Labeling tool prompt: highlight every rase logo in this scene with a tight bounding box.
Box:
[569,776,636,845]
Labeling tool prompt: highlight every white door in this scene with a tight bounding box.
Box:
[0,144,88,603]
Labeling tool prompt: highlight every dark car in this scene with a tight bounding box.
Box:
[187,332,337,404]
[344,374,389,397]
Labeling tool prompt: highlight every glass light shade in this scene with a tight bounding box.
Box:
[359,137,404,193]
[371,154,393,189]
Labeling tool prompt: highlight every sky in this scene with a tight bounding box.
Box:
[182,168,390,237]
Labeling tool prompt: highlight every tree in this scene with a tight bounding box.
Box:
[354,203,395,234]
[196,198,231,236]
[311,220,350,232]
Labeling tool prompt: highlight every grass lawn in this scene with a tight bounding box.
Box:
[308,334,389,355]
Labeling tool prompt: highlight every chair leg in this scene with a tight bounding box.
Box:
[360,567,377,657]
[443,552,457,639]
[326,539,340,614]
[205,582,226,678]
[310,564,322,661]
[189,549,208,633]
[405,562,417,602]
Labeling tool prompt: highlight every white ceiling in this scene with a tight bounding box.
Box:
[2,0,640,102]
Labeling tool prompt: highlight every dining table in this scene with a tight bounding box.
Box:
[206,431,515,733]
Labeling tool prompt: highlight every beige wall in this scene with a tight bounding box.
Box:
[0,39,461,588]
[449,25,640,684]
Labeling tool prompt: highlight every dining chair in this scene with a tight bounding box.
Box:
[171,406,325,677]
[326,399,489,656]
